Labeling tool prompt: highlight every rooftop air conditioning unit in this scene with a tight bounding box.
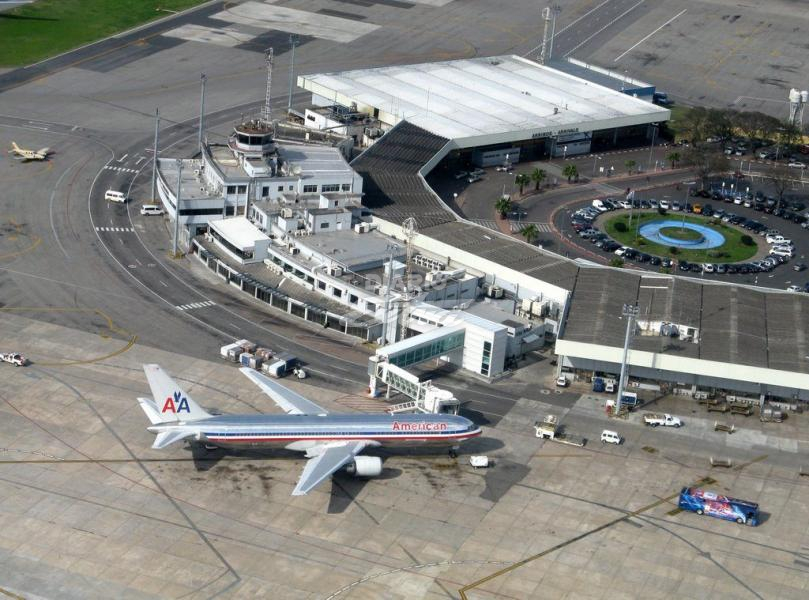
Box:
[281,208,293,218]
[290,247,300,255]
[486,285,504,299]
[331,266,343,277]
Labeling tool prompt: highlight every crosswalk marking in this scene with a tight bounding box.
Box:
[470,219,498,231]
[176,300,216,311]
[104,165,138,174]
[95,226,134,232]
[511,221,552,233]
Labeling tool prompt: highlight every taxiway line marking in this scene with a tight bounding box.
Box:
[564,0,645,58]
[614,9,687,62]
[458,475,715,599]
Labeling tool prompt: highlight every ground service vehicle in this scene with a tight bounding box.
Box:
[600,430,622,445]
[643,413,682,427]
[678,487,759,526]
[0,352,27,367]
[104,190,126,203]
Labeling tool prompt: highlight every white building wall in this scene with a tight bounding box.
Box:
[372,217,570,307]
[555,339,809,399]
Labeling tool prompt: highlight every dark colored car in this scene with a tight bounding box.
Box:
[690,263,702,273]
[678,260,691,271]
[715,264,727,274]
[649,256,661,266]
[726,264,738,274]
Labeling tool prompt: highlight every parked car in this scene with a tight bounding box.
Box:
[794,263,807,272]
[788,160,807,169]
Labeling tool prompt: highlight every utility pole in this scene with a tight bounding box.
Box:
[380,244,399,345]
[648,123,658,172]
[614,303,639,415]
[172,159,183,258]
[198,73,207,155]
[288,35,297,112]
[547,5,561,62]
[151,108,159,202]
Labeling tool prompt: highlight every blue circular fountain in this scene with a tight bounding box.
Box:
[638,220,725,249]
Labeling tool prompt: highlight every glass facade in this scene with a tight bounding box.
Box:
[388,331,465,368]
[481,341,492,376]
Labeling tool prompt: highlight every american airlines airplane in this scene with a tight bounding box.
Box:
[139,364,482,496]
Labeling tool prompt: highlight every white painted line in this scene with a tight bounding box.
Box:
[614,9,687,62]
[116,153,128,163]
[162,23,256,47]
[564,0,645,57]
[135,156,146,164]
[27,125,49,131]
[160,281,168,287]
[523,0,613,57]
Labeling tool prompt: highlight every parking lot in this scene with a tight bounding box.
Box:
[561,178,809,292]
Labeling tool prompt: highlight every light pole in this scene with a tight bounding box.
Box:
[172,159,183,258]
[150,107,160,202]
[198,73,206,155]
[562,145,568,159]
[287,35,297,112]
[380,243,399,345]
[648,123,658,171]
[592,155,602,177]
[614,303,639,416]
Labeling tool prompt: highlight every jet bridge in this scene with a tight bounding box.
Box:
[369,358,460,414]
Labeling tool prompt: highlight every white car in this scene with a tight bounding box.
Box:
[619,200,632,209]
[556,375,568,387]
[766,234,787,244]
[659,200,670,210]
[671,201,681,211]
[787,285,802,293]
[788,161,807,169]
[600,430,622,445]
[614,246,628,257]
[702,263,715,273]
[733,197,743,205]
[0,352,27,367]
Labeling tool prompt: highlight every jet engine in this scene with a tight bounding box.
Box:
[345,456,383,477]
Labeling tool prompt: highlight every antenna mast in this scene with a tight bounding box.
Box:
[262,48,274,125]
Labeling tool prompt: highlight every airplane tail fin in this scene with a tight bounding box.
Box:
[10,142,20,153]
[142,364,212,423]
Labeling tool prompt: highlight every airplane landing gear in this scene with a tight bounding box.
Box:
[449,448,458,459]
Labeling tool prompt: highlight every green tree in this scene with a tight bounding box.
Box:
[666,151,681,167]
[515,173,530,195]
[495,196,512,218]
[609,257,625,268]
[520,223,540,245]
[562,164,578,183]
[625,159,636,175]
[530,167,547,191]
[705,108,736,145]
[679,106,709,146]
[768,165,792,208]
[778,120,802,151]
[614,221,627,233]
[740,235,754,246]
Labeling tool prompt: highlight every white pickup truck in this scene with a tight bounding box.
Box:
[643,413,682,428]
[0,352,27,367]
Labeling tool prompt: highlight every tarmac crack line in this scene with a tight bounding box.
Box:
[457,476,714,599]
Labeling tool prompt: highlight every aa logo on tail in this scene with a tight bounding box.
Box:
[161,391,190,413]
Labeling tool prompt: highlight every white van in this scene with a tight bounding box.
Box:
[140,204,164,216]
[600,430,622,445]
[105,190,127,203]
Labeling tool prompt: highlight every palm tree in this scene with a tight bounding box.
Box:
[625,159,636,175]
[530,167,547,191]
[515,173,530,195]
[520,223,540,245]
[562,164,578,183]
[666,152,680,168]
[495,196,512,218]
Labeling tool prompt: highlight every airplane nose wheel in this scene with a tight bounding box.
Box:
[449,448,458,459]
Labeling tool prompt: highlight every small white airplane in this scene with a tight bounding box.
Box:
[8,141,52,162]
[139,365,482,496]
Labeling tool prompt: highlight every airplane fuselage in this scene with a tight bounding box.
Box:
[148,413,481,450]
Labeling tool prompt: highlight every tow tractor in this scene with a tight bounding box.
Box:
[533,414,586,447]
[0,352,27,367]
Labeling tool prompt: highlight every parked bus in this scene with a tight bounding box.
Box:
[678,487,759,526]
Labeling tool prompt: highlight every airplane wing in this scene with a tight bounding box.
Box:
[239,367,328,416]
[293,441,368,496]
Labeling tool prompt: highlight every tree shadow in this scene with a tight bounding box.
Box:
[0,14,59,22]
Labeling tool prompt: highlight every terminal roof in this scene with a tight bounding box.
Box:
[302,55,669,143]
